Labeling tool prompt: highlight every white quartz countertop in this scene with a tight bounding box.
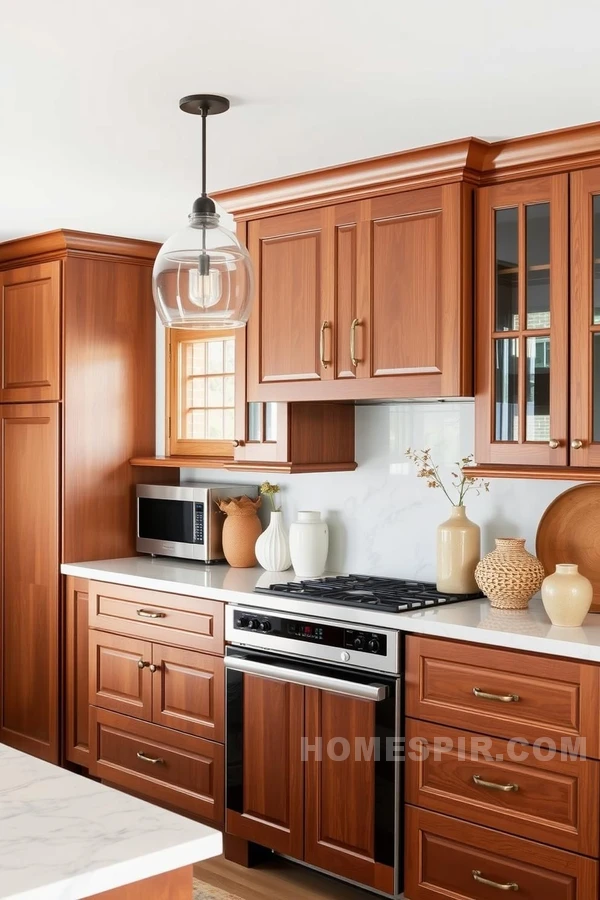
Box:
[0,743,222,900]
[61,556,600,664]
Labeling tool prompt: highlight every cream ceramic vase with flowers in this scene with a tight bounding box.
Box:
[406,449,488,595]
[254,482,291,572]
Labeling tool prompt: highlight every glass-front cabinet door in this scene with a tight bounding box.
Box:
[570,168,600,467]
[475,175,568,466]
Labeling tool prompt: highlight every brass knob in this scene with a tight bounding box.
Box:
[232,439,244,448]
[548,439,560,449]
[149,664,159,673]
[571,439,583,450]
[138,659,150,669]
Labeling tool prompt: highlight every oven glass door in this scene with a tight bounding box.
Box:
[225,646,401,893]
[138,497,197,544]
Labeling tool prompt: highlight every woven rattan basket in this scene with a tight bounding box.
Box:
[475,538,545,609]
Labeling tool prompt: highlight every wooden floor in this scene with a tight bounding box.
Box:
[194,855,377,900]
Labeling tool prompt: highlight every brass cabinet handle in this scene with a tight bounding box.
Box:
[473,687,519,703]
[571,439,584,450]
[548,438,560,449]
[136,751,165,765]
[137,659,150,669]
[473,774,519,792]
[320,320,331,369]
[149,664,160,673]
[472,870,518,891]
[232,439,245,448]
[136,608,166,619]
[350,318,361,367]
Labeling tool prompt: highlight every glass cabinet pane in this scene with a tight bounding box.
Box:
[594,334,600,443]
[495,338,519,441]
[593,196,600,324]
[248,402,261,442]
[526,203,550,329]
[525,337,550,441]
[495,208,519,332]
[265,403,278,442]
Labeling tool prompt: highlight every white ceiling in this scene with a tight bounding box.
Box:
[2,0,600,244]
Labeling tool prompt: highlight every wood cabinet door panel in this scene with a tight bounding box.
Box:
[65,576,90,765]
[570,167,600,467]
[304,687,394,894]
[88,581,224,654]
[0,403,59,762]
[0,262,61,402]
[226,673,304,859]
[90,707,224,824]
[405,806,598,900]
[89,631,152,720]
[151,645,224,742]
[475,176,569,466]
[406,636,600,755]
[247,208,333,389]
[405,718,599,855]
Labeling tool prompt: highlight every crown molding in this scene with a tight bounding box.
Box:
[0,229,160,267]
[214,121,600,219]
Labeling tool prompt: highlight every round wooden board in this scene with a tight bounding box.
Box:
[536,484,600,612]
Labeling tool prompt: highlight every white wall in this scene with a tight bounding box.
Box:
[155,328,575,579]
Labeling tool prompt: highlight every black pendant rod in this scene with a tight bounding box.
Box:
[201,104,208,198]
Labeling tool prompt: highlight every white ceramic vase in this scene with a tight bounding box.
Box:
[254,510,291,572]
[541,564,593,627]
[436,506,481,594]
[289,511,329,578]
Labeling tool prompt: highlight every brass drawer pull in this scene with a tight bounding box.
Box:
[136,751,165,765]
[472,870,518,891]
[137,659,150,669]
[473,687,519,703]
[320,320,331,368]
[350,317,361,367]
[136,608,166,619]
[473,774,519,792]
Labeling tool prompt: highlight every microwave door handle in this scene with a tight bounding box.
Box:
[224,656,389,702]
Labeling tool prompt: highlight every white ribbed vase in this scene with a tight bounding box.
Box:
[254,511,291,572]
[289,511,329,578]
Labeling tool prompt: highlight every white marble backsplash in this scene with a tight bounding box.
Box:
[167,401,578,581]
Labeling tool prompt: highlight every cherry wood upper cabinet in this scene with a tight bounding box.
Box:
[571,168,600,467]
[475,175,569,467]
[0,403,60,761]
[0,261,61,403]
[245,185,473,403]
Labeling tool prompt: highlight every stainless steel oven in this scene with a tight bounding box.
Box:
[224,604,403,896]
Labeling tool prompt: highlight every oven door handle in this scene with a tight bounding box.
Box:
[224,656,389,701]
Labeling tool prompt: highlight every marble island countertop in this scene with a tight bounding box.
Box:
[61,556,600,664]
[0,743,222,900]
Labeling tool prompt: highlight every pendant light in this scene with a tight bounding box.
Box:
[153,94,253,329]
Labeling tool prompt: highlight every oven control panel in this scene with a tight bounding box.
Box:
[233,613,387,656]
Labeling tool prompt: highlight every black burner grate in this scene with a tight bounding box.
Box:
[254,573,483,613]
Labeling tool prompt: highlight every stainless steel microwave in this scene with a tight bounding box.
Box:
[136,483,258,562]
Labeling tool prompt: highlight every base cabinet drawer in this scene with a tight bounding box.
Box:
[405,806,598,900]
[89,707,224,825]
[89,581,224,654]
[405,718,599,856]
[406,636,600,755]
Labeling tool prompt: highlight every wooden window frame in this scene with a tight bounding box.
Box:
[166,328,240,459]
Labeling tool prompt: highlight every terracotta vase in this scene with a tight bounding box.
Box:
[436,505,481,594]
[218,496,262,568]
[541,564,593,627]
[475,538,545,610]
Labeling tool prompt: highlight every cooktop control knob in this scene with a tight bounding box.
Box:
[236,616,250,628]
[353,635,366,651]
[250,619,260,630]
[368,637,380,653]
[258,620,272,632]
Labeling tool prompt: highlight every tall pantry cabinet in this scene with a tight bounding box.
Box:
[0,230,170,763]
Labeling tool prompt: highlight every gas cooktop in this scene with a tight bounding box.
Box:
[254,573,483,613]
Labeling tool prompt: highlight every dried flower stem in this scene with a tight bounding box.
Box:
[405,449,490,507]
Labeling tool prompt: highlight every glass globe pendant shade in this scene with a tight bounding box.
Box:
[153,212,253,329]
